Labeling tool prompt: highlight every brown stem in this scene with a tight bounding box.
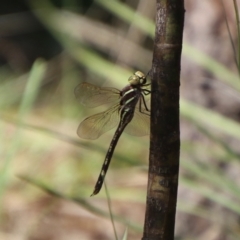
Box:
[142,0,185,239]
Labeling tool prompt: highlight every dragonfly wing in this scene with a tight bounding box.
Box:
[75,82,120,108]
[124,102,150,137]
[77,104,120,139]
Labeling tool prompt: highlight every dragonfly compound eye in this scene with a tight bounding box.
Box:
[135,71,146,85]
[135,71,145,79]
[129,71,146,85]
[128,75,140,85]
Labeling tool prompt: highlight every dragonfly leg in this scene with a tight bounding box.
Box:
[142,89,151,95]
[139,95,150,116]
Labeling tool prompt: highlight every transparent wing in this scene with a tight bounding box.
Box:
[75,82,120,108]
[124,99,150,137]
[77,104,120,140]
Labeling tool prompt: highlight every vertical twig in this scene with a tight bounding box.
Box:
[232,0,240,73]
[142,1,184,240]
[221,0,238,71]
[104,182,118,240]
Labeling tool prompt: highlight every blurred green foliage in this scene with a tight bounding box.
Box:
[0,0,240,239]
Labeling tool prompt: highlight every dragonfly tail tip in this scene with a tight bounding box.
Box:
[90,188,100,197]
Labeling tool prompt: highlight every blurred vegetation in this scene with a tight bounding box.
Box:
[0,0,240,240]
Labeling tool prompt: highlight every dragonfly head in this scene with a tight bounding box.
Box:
[128,71,147,86]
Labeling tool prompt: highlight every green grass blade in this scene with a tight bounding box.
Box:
[122,228,128,240]
[95,0,154,36]
[181,99,240,139]
[0,59,46,197]
[181,177,240,214]
[183,44,240,90]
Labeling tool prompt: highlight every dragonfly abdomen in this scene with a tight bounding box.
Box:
[91,113,132,196]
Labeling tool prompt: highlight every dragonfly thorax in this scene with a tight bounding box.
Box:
[128,71,146,86]
[120,85,141,110]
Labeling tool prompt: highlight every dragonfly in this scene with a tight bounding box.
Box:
[75,71,151,196]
